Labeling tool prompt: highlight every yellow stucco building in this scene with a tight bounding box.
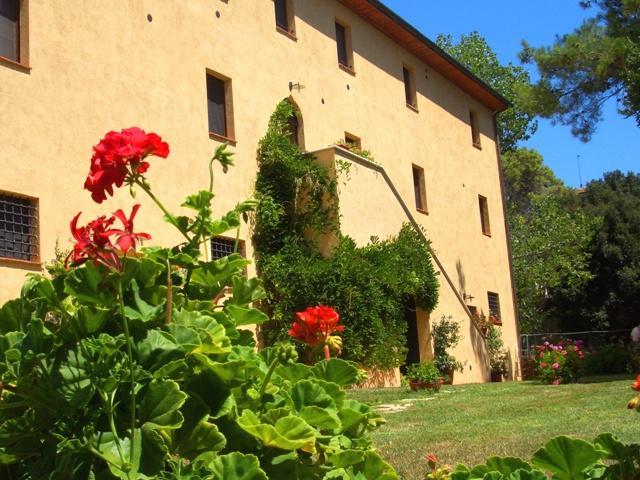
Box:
[0,0,520,383]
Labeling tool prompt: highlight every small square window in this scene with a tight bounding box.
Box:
[335,20,354,72]
[479,195,491,236]
[344,132,361,150]
[206,71,235,141]
[0,0,27,65]
[412,165,427,213]
[211,236,245,260]
[403,64,418,109]
[0,192,39,262]
[470,110,481,148]
[274,0,295,37]
[487,292,501,320]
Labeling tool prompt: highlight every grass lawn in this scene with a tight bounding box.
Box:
[349,375,638,480]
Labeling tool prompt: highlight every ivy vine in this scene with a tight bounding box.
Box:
[253,101,439,370]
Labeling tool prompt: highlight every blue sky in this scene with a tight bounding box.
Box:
[381,0,639,187]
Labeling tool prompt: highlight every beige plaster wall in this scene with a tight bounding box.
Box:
[0,0,519,383]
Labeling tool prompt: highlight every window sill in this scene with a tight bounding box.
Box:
[209,132,237,145]
[0,257,42,269]
[482,232,492,238]
[473,142,482,150]
[0,55,31,73]
[276,26,297,41]
[416,207,429,215]
[339,63,356,76]
[406,103,419,113]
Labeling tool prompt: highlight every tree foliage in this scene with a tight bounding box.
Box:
[510,194,598,333]
[437,32,538,152]
[253,101,439,370]
[550,171,640,331]
[520,0,640,140]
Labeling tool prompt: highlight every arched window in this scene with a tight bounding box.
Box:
[284,97,305,149]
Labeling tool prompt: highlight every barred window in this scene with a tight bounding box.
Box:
[0,193,39,262]
[487,292,501,319]
[211,236,245,260]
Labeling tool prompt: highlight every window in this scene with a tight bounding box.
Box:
[0,0,20,62]
[478,195,491,236]
[211,236,245,260]
[487,292,501,320]
[335,20,353,71]
[206,71,235,141]
[403,65,417,109]
[470,110,481,148]
[412,165,427,213]
[274,0,295,36]
[0,192,39,262]
[344,132,361,150]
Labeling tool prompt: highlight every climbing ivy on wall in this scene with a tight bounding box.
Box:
[253,101,439,370]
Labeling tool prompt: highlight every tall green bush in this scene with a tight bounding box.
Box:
[254,102,439,370]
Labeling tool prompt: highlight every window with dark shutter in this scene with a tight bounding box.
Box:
[412,165,427,212]
[479,195,491,236]
[207,75,227,137]
[274,0,288,30]
[335,22,348,66]
[211,236,245,261]
[0,0,19,62]
[487,292,501,319]
[470,110,481,148]
[403,66,417,108]
[0,192,39,262]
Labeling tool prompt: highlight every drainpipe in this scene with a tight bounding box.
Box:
[492,113,522,379]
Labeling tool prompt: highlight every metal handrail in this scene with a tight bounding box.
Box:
[311,145,485,336]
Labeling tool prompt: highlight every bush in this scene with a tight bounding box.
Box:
[582,343,631,375]
[0,129,398,479]
[534,338,585,384]
[406,361,442,385]
[432,316,464,378]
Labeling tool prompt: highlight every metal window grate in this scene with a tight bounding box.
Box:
[487,292,501,318]
[0,193,38,261]
[211,236,238,260]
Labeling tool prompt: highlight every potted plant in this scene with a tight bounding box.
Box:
[432,315,465,384]
[486,324,508,382]
[406,361,443,391]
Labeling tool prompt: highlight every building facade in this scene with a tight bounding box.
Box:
[0,0,520,383]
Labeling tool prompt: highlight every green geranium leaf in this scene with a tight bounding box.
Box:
[96,430,142,480]
[532,436,602,480]
[140,380,188,430]
[470,457,532,478]
[356,451,399,480]
[329,450,366,469]
[312,359,360,386]
[209,452,268,480]
[299,406,341,430]
[190,255,250,296]
[173,397,226,461]
[593,432,637,460]
[481,473,503,480]
[140,426,169,476]
[137,330,183,372]
[57,348,94,408]
[74,305,110,335]
[227,276,267,306]
[0,299,32,333]
[124,279,165,323]
[64,262,116,305]
[290,380,336,412]
[506,470,547,480]
[237,410,318,453]
[225,304,269,326]
[182,190,214,211]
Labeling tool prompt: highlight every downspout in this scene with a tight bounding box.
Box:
[492,113,522,379]
[317,145,485,337]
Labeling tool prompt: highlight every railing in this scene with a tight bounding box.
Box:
[311,145,485,337]
[520,329,630,358]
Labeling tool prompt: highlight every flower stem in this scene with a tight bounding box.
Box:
[324,344,331,360]
[117,280,136,475]
[258,357,279,398]
[134,178,191,242]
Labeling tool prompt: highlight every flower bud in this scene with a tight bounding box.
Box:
[129,185,137,198]
[627,396,640,410]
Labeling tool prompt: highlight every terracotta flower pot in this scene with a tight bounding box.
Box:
[409,380,442,392]
[441,368,454,385]
[490,371,503,382]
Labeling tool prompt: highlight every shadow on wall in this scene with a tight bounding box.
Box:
[294,1,493,139]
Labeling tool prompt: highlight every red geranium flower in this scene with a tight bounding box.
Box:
[65,204,150,270]
[289,305,344,358]
[85,127,169,203]
[632,374,640,392]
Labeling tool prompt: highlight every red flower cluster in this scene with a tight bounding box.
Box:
[85,127,169,203]
[66,204,150,270]
[289,305,344,347]
[632,374,640,392]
